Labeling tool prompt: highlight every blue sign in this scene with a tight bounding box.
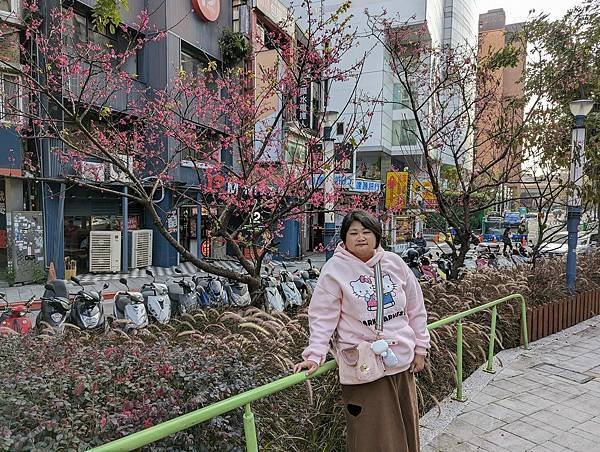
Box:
[353,179,382,193]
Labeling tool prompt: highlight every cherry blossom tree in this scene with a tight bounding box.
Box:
[3,0,373,302]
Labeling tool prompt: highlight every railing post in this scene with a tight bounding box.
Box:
[520,297,530,349]
[484,306,498,373]
[243,404,259,452]
[453,319,466,401]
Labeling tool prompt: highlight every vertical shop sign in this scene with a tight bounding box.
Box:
[385,171,409,209]
[297,83,311,128]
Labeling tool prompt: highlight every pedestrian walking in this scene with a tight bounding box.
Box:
[294,210,430,452]
[502,226,513,255]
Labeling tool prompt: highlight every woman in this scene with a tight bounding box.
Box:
[294,210,430,452]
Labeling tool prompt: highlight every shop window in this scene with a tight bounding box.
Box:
[336,122,344,136]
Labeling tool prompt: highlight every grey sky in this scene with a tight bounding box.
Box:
[478,0,582,24]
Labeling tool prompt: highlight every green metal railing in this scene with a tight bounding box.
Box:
[90,293,528,452]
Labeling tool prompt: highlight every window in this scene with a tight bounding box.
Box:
[392,119,418,146]
[71,12,117,49]
[336,122,344,136]
[1,73,21,123]
[393,82,415,109]
[0,0,11,12]
[181,50,210,75]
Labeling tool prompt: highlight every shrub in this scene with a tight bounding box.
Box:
[1,255,598,450]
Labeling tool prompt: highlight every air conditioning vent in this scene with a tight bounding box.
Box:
[89,231,121,273]
[129,229,153,268]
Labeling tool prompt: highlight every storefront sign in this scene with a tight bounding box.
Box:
[200,240,211,257]
[385,171,409,209]
[412,179,436,209]
[192,0,220,22]
[353,179,382,193]
[167,213,178,233]
[308,173,353,189]
[297,83,311,128]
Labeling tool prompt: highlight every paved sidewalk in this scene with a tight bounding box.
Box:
[422,316,600,451]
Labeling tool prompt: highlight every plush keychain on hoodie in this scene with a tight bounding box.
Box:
[371,339,400,368]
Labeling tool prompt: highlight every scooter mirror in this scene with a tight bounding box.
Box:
[174,268,182,274]
[307,258,312,266]
[145,269,154,277]
[44,283,55,292]
[71,276,81,285]
[103,282,110,290]
[119,278,128,286]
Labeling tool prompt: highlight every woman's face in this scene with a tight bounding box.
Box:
[345,220,377,261]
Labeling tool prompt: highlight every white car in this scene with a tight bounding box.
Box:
[538,232,597,256]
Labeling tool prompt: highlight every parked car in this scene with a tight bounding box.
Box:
[538,232,597,256]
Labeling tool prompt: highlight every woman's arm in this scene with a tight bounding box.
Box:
[301,279,342,365]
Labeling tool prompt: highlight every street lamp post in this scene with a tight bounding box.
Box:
[566,99,594,293]
[323,110,338,261]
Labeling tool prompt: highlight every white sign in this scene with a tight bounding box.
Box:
[180,160,213,169]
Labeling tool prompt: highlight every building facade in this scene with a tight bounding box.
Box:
[35,0,234,278]
[324,0,478,245]
[476,9,526,211]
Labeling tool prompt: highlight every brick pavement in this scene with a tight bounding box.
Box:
[422,316,600,451]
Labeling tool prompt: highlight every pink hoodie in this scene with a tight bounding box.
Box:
[302,243,430,377]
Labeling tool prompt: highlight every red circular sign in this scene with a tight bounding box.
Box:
[192,0,220,22]
[201,240,212,257]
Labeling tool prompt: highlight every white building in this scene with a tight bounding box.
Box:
[322,0,478,182]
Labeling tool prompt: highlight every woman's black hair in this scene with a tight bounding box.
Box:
[340,210,382,248]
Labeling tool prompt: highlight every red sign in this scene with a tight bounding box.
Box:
[201,240,211,257]
[0,230,6,249]
[192,0,220,22]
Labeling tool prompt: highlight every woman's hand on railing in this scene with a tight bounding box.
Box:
[409,354,425,373]
[293,360,319,376]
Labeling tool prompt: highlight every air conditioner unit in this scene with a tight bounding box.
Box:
[89,231,121,273]
[129,229,153,268]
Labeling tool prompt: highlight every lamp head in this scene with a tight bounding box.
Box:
[569,99,594,118]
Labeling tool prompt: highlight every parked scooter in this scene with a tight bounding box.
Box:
[193,274,228,308]
[0,293,35,334]
[225,279,252,307]
[36,279,71,334]
[70,277,108,331]
[279,262,303,308]
[262,266,285,312]
[168,268,200,314]
[403,249,424,279]
[113,277,148,332]
[140,269,171,324]
[300,258,320,295]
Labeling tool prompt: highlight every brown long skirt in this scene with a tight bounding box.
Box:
[340,371,420,452]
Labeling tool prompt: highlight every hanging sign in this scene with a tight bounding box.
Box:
[192,0,220,22]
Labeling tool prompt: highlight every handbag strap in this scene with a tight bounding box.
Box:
[374,261,384,333]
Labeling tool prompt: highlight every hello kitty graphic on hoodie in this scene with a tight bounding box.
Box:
[302,243,430,379]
